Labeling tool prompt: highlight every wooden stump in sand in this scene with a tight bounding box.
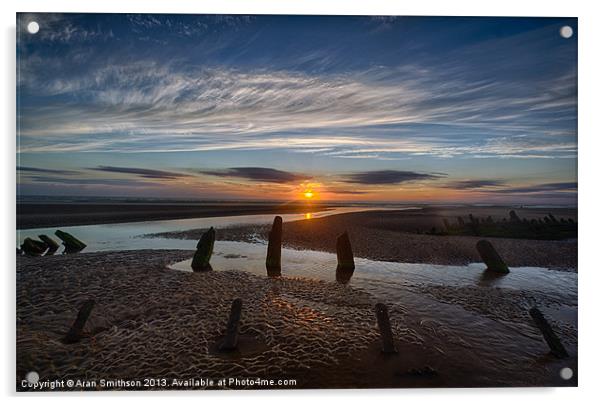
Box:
[476,239,509,274]
[266,216,282,277]
[335,231,355,283]
[191,227,215,272]
[219,298,243,352]
[529,307,569,359]
[20,237,48,256]
[375,303,397,354]
[39,234,59,255]
[55,230,87,254]
[62,299,95,344]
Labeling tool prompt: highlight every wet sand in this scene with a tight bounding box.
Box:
[17,250,576,390]
[17,201,334,229]
[153,207,578,271]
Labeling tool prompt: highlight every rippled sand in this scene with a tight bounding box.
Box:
[17,250,576,390]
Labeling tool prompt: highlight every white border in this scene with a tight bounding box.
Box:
[3,1,601,403]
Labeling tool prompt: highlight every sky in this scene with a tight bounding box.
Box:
[16,14,577,205]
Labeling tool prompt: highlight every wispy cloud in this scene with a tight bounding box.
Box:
[200,167,310,184]
[90,166,190,179]
[342,170,444,185]
[17,166,79,175]
[18,55,576,159]
[445,179,506,190]
[489,182,577,194]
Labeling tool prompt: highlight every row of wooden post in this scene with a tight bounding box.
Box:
[60,216,569,359]
[190,216,358,283]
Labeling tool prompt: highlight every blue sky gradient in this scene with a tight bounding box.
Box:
[17,14,577,204]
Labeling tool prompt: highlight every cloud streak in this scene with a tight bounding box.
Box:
[342,170,444,185]
[200,167,310,184]
[17,166,79,175]
[90,166,190,179]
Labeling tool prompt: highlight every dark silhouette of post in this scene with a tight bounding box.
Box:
[335,231,355,283]
[219,298,243,352]
[39,234,59,255]
[55,230,87,254]
[266,216,282,277]
[529,307,569,358]
[375,303,397,354]
[20,237,47,256]
[63,299,95,344]
[476,239,509,274]
[191,227,215,272]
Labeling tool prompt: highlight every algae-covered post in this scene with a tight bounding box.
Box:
[335,231,355,283]
[219,298,243,352]
[191,227,216,272]
[529,307,569,359]
[375,303,397,354]
[266,216,283,277]
[39,234,59,255]
[62,299,95,344]
[54,230,87,254]
[20,237,48,256]
[476,239,509,274]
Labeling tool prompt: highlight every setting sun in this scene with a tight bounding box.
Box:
[304,190,314,199]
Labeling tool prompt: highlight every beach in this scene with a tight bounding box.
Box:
[16,248,577,390]
[153,206,578,270]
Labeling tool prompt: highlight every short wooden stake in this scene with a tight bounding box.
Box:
[62,299,95,344]
[335,231,355,283]
[219,298,243,352]
[476,239,509,274]
[529,307,569,359]
[266,216,282,277]
[375,303,397,354]
[191,227,215,272]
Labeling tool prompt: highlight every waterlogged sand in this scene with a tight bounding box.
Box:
[17,250,576,390]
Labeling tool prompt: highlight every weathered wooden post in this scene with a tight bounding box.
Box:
[55,230,87,254]
[39,234,59,255]
[266,216,282,277]
[476,239,509,274]
[20,237,48,256]
[62,299,95,344]
[335,231,355,283]
[375,303,397,354]
[219,298,243,352]
[191,227,215,272]
[529,307,569,358]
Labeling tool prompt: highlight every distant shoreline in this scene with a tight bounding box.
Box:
[16,202,336,229]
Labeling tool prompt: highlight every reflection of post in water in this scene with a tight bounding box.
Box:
[266,216,282,277]
[335,231,355,283]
